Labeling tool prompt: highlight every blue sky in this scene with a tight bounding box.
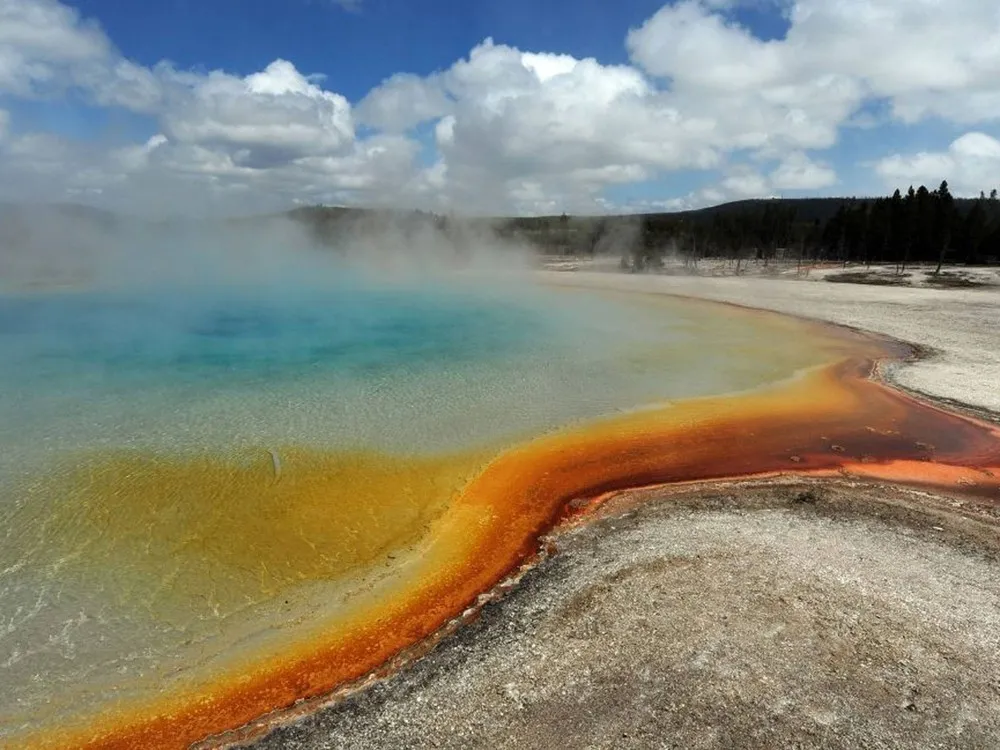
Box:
[70,0,671,96]
[0,0,998,215]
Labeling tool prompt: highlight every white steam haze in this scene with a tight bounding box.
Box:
[0,206,537,293]
[0,0,999,217]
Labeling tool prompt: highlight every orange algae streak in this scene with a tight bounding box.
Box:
[22,359,1000,750]
[16,448,492,749]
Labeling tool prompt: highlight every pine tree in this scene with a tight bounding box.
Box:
[899,186,917,273]
[959,199,989,264]
[933,180,955,274]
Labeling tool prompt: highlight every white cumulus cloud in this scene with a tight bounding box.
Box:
[1,0,999,214]
[356,73,451,133]
[770,152,837,191]
[875,132,1000,196]
[160,60,354,165]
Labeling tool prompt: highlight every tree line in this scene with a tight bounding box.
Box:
[622,182,1000,272]
[279,186,1000,272]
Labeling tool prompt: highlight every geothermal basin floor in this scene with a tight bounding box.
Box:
[254,482,1000,750]
[245,272,1000,749]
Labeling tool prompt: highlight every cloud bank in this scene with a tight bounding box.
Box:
[0,0,998,215]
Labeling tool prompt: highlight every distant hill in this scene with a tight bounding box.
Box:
[0,202,120,228]
[502,195,992,229]
[272,199,872,254]
[3,192,998,267]
[657,197,855,225]
[0,195,990,233]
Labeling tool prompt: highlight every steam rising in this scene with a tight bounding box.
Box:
[0,205,535,294]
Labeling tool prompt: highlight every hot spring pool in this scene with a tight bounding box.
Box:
[0,274,853,747]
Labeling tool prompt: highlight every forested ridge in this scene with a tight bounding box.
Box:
[4,183,1000,273]
[496,183,1000,271]
[282,182,1000,271]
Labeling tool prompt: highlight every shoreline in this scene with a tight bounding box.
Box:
[536,268,1000,417]
[237,277,1000,748]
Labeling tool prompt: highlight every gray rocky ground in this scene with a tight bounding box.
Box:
[251,482,1000,750]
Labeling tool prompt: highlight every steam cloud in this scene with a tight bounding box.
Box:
[0,204,537,294]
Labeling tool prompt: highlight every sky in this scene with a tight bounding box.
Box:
[1,0,999,217]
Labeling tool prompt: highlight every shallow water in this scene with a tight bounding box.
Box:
[0,279,834,462]
[0,274,867,747]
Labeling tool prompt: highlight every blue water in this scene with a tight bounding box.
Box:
[0,278,834,475]
[0,283,547,390]
[3,278,685,467]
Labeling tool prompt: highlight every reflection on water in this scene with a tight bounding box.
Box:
[0,277,857,748]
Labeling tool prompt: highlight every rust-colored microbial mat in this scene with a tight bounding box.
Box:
[9,308,1000,750]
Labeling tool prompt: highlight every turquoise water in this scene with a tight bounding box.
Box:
[0,284,543,384]
[0,279,561,462]
[0,274,832,476]
[0,277,679,472]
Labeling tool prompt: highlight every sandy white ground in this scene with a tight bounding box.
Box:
[257,483,1000,750]
[538,268,1000,415]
